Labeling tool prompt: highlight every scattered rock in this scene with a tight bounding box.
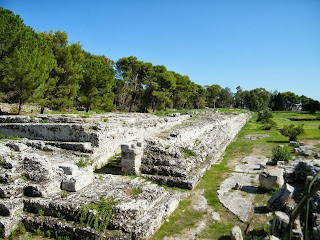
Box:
[192,195,208,212]
[272,211,289,238]
[230,226,243,240]
[267,183,294,211]
[245,134,269,140]
[211,211,221,221]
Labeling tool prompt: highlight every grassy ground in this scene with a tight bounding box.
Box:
[152,110,320,239]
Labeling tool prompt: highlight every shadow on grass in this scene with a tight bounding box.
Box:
[254,206,270,214]
[218,236,231,240]
[266,140,289,144]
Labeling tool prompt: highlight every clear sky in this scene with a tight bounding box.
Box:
[1,0,319,100]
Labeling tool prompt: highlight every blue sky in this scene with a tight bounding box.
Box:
[1,0,319,100]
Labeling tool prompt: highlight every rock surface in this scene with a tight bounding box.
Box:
[0,111,250,238]
[267,183,294,211]
[259,168,284,190]
[230,226,243,240]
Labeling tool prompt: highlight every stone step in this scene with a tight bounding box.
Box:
[22,213,131,240]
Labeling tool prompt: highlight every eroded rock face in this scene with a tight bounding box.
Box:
[0,111,251,238]
[141,112,250,189]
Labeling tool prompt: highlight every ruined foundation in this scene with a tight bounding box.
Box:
[0,110,249,238]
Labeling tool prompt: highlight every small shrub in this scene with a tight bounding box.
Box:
[103,118,109,122]
[280,124,304,141]
[257,109,273,122]
[76,196,118,232]
[9,223,26,238]
[183,148,197,158]
[132,188,142,195]
[21,173,27,181]
[61,190,68,198]
[272,146,291,163]
[38,209,44,216]
[262,119,277,130]
[76,156,92,167]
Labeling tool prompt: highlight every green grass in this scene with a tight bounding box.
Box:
[153,111,320,239]
[272,111,320,140]
[0,134,21,140]
[183,148,197,158]
[152,108,207,117]
[151,200,204,240]
[199,222,236,239]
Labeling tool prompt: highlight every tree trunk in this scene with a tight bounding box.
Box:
[86,101,90,112]
[128,92,136,113]
[40,106,44,114]
[18,99,23,115]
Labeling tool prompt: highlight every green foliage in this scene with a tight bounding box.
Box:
[9,223,26,238]
[75,156,91,168]
[279,124,304,141]
[38,209,44,216]
[257,109,273,122]
[61,190,68,198]
[0,134,20,140]
[132,188,142,195]
[272,146,291,162]
[79,57,115,112]
[76,196,118,232]
[39,30,83,111]
[243,88,271,111]
[152,200,204,239]
[0,8,56,114]
[21,173,27,181]
[183,148,197,158]
[261,119,277,130]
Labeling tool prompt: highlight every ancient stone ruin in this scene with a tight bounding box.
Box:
[0,110,250,239]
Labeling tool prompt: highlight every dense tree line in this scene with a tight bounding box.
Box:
[0,8,319,114]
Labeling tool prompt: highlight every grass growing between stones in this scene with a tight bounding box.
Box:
[151,199,204,240]
[152,111,320,239]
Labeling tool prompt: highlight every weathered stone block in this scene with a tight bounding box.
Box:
[267,183,294,211]
[259,168,284,190]
[272,211,289,238]
[121,140,144,175]
[61,174,94,192]
[59,164,80,175]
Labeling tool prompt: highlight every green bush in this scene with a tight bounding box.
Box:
[262,118,277,130]
[280,124,304,141]
[272,146,291,162]
[257,109,273,122]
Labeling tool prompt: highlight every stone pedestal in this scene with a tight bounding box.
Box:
[121,140,144,175]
